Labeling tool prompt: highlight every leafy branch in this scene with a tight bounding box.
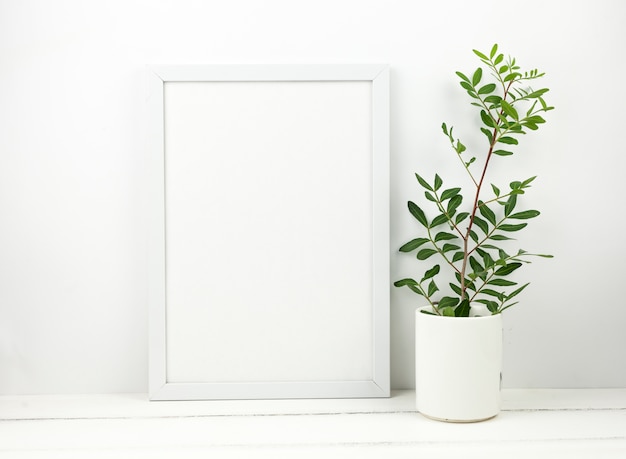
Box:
[395,44,554,317]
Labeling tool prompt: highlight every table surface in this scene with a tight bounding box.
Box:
[1,389,625,458]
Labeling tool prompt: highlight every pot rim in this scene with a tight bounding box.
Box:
[416,305,501,320]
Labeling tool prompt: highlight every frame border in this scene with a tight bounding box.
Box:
[147,64,389,400]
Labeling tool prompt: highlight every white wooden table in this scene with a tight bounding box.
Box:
[1,390,625,458]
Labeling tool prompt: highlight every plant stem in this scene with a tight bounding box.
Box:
[459,79,514,300]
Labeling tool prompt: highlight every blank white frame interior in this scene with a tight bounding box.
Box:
[147,64,389,400]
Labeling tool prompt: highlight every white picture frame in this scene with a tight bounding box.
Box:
[147,64,389,400]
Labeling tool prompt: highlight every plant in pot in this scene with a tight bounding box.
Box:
[395,44,554,422]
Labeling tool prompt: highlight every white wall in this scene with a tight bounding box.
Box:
[1,0,624,395]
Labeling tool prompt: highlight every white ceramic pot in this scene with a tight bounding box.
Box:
[415,306,502,422]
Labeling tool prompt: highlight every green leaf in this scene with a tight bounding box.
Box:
[479,289,504,299]
[477,248,495,269]
[442,243,461,253]
[472,67,483,86]
[455,72,470,83]
[499,223,528,232]
[427,279,439,296]
[449,282,462,296]
[422,264,440,281]
[460,81,474,92]
[485,300,500,313]
[478,83,496,95]
[490,234,514,241]
[393,278,423,296]
[474,247,488,258]
[491,184,500,196]
[438,296,459,309]
[472,215,489,234]
[417,248,438,260]
[441,307,455,317]
[501,100,519,120]
[456,140,467,154]
[492,149,514,156]
[434,174,443,191]
[478,202,497,225]
[500,301,519,312]
[489,44,498,59]
[394,278,417,288]
[447,195,463,214]
[494,262,522,276]
[498,136,519,145]
[441,187,461,201]
[424,191,437,202]
[525,115,546,124]
[434,231,458,242]
[528,88,549,98]
[399,238,429,252]
[455,212,469,224]
[480,127,493,143]
[504,194,517,216]
[452,251,465,263]
[480,110,495,127]
[506,282,530,301]
[415,173,433,191]
[470,230,479,242]
[539,96,548,110]
[504,72,521,82]
[431,213,450,227]
[488,278,517,287]
[509,210,540,219]
[469,256,485,275]
[455,299,471,317]
[408,201,429,227]
[480,244,501,250]
[473,49,489,60]
[485,95,502,105]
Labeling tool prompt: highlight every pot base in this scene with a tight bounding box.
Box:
[419,411,498,423]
